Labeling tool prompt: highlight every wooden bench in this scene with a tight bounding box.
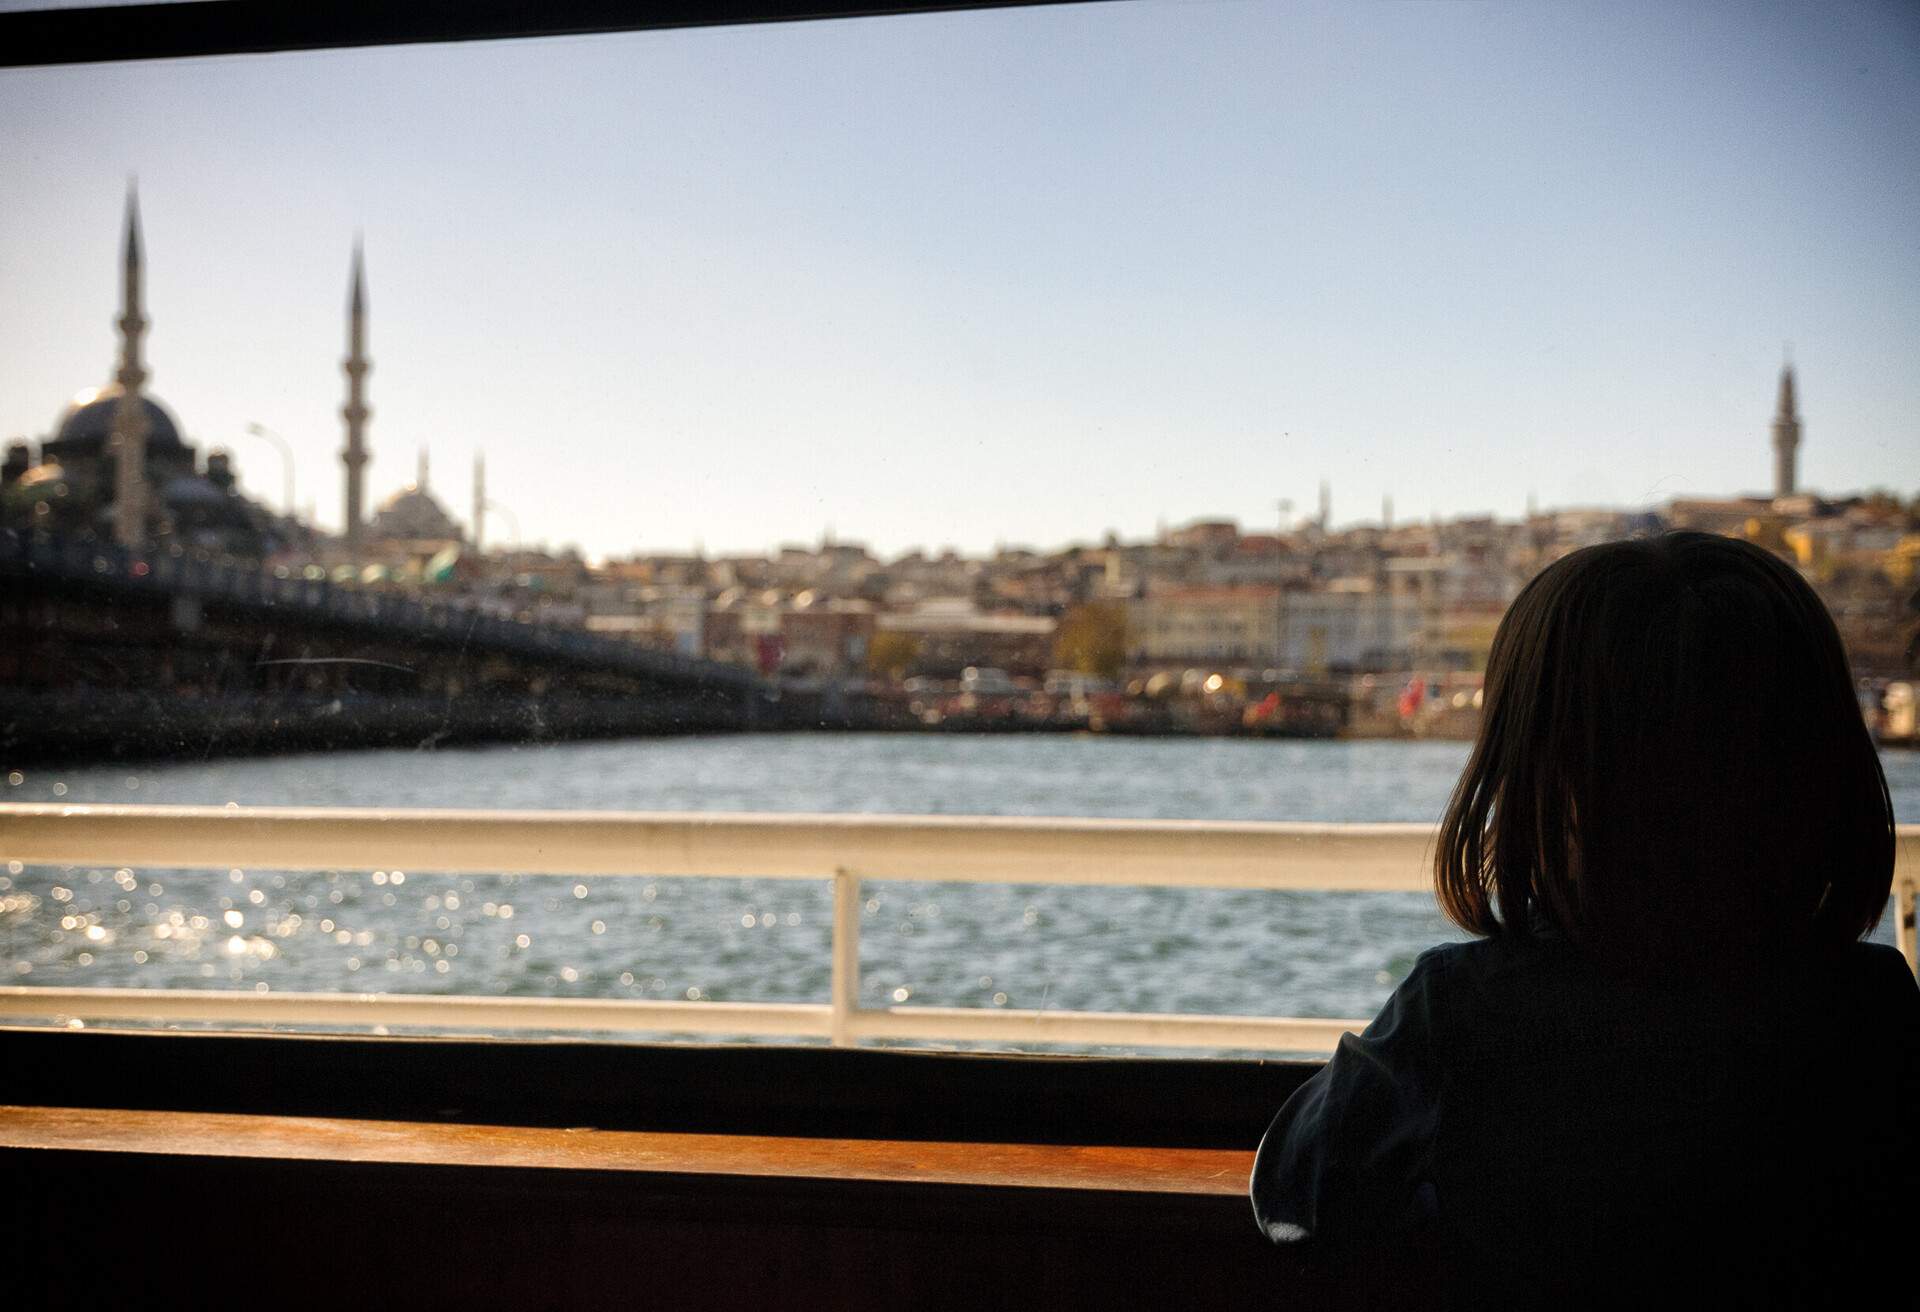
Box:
[0,1029,1426,1308]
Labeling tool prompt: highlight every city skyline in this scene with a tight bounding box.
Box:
[2,1,1917,557]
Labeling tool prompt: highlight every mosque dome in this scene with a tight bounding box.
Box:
[49,385,186,454]
[368,482,462,542]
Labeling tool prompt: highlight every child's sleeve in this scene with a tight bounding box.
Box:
[1248,948,1447,1254]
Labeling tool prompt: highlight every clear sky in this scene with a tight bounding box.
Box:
[2,0,1916,558]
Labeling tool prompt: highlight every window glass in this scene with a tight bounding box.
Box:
[2,1,1915,1052]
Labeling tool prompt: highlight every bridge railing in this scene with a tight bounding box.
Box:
[1,804,1915,1053]
[0,528,761,690]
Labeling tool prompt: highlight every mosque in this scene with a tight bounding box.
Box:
[4,189,1816,572]
[364,451,467,555]
[0,187,477,566]
[0,189,287,557]
[331,233,471,568]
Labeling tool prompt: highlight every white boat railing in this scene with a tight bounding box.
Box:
[1,804,1915,1053]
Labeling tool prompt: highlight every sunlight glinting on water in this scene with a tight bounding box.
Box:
[3,736,1914,1047]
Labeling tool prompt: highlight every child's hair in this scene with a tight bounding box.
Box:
[1435,531,1894,975]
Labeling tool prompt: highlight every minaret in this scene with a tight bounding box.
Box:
[1382,494,1393,530]
[472,453,486,554]
[111,183,151,549]
[1771,364,1801,500]
[1318,480,1331,533]
[417,447,429,491]
[341,240,372,553]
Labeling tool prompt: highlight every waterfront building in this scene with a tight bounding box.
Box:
[1781,515,1903,573]
[1187,533,1312,590]
[703,586,787,670]
[584,585,709,658]
[1110,539,1204,595]
[874,598,1056,676]
[594,553,710,590]
[1542,507,1647,550]
[1278,583,1423,674]
[780,594,877,676]
[871,549,982,610]
[1127,586,1282,666]
[1308,536,1389,585]
[1162,518,1240,551]
[1664,496,1773,536]
[658,587,711,658]
[769,538,880,591]
[1128,581,1424,675]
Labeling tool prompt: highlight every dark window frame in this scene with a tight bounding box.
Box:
[0,0,1100,69]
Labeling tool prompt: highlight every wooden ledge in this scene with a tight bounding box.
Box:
[0,1104,1254,1197]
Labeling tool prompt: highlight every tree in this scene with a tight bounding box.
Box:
[1052,602,1129,680]
[866,631,921,681]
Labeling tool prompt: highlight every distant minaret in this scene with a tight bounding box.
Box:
[341,240,372,553]
[1382,494,1393,530]
[1771,363,1801,499]
[417,447,429,491]
[472,452,485,554]
[1318,480,1331,533]
[111,183,151,549]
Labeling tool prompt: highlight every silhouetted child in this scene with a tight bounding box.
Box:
[1250,532,1917,1305]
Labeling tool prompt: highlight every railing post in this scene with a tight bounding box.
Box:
[1896,875,1917,978]
[830,866,861,1047]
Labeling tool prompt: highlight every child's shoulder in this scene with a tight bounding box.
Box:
[1387,936,1558,1015]
[1408,931,1571,980]
[1397,933,1609,1029]
[1829,940,1920,1010]
[1402,935,1916,1027]
[1841,938,1917,979]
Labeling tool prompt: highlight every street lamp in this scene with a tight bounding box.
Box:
[244,421,295,517]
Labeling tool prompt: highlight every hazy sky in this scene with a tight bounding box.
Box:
[2,0,1916,557]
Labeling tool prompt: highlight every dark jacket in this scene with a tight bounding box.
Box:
[1250,934,1920,1306]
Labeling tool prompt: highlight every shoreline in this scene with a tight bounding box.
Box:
[5,688,1908,769]
[0,712,1474,770]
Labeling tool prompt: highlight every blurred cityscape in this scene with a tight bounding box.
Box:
[4,192,1918,755]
